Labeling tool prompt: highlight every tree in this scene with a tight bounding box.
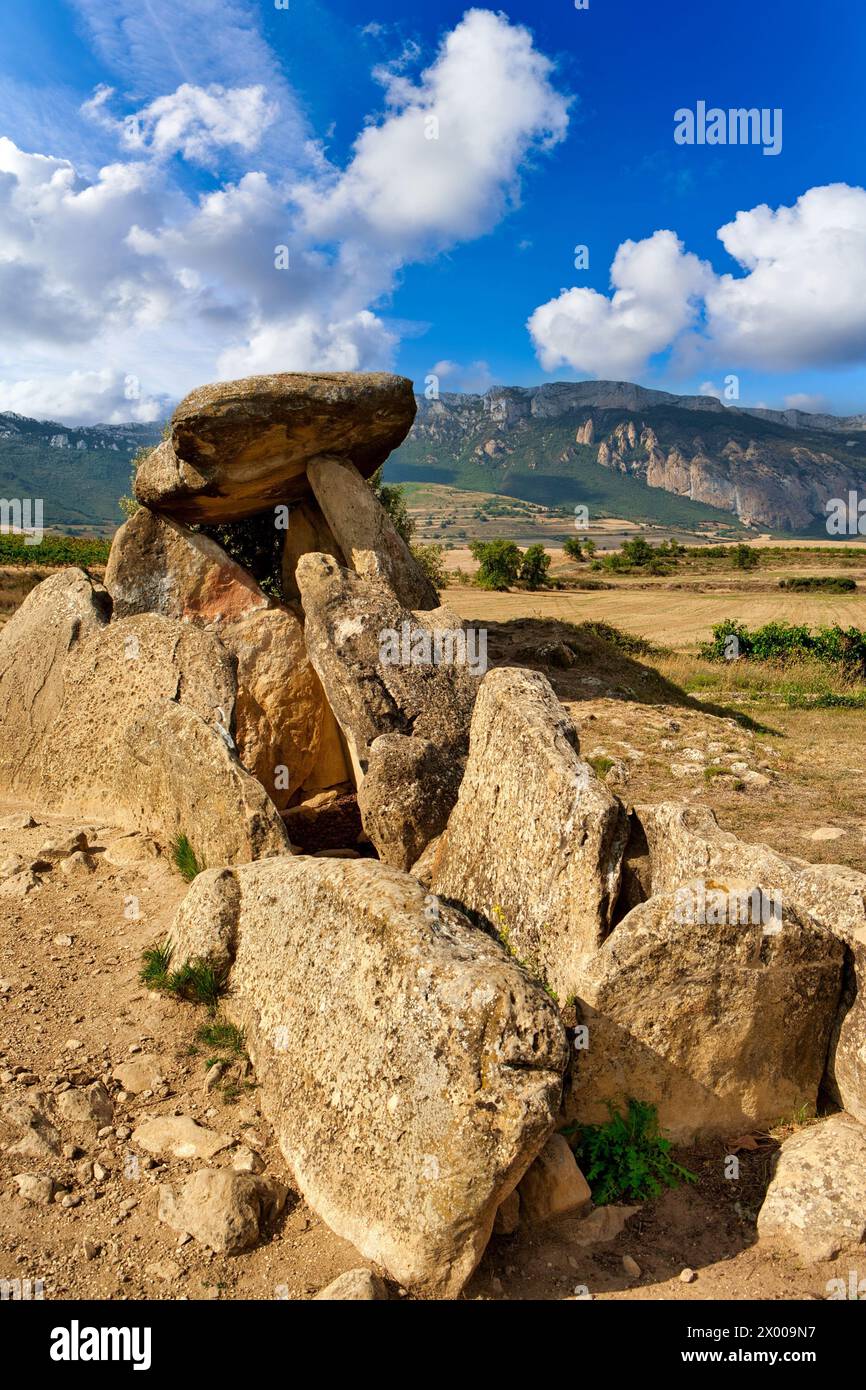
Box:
[621,535,655,567]
[368,466,414,544]
[583,538,597,557]
[470,538,523,590]
[732,542,759,570]
[563,537,583,561]
[520,543,551,590]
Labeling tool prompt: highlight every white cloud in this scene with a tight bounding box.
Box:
[297,8,570,255]
[0,9,570,418]
[432,358,494,392]
[528,184,866,380]
[114,84,277,165]
[528,230,711,379]
[0,368,166,424]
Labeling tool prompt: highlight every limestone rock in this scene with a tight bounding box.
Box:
[113,1055,167,1095]
[493,1188,521,1236]
[566,889,844,1142]
[517,1134,591,1224]
[219,605,332,810]
[282,499,344,602]
[757,1113,866,1262]
[53,1082,114,1136]
[134,372,416,523]
[167,868,240,974]
[169,855,567,1297]
[431,667,628,999]
[313,1269,388,1301]
[13,1173,54,1204]
[104,507,270,624]
[133,1115,234,1161]
[297,555,477,865]
[157,1170,288,1253]
[635,803,866,1126]
[124,700,290,866]
[0,569,109,796]
[308,454,438,610]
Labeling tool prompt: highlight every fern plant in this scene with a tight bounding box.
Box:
[563,1098,697,1205]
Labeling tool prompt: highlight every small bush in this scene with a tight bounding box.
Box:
[700,619,866,676]
[779,576,856,593]
[196,1019,245,1054]
[563,1098,697,1205]
[410,542,448,593]
[171,833,202,882]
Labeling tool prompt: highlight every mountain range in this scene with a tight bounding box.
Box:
[2,379,866,536]
[389,382,866,533]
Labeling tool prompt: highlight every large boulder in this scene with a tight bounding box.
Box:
[168,855,568,1297]
[0,574,288,863]
[0,569,110,795]
[134,372,416,523]
[431,667,628,1000]
[757,1113,866,1263]
[124,700,290,865]
[307,454,438,610]
[104,507,340,808]
[635,803,866,1126]
[565,887,844,1142]
[296,555,478,866]
[104,507,269,624]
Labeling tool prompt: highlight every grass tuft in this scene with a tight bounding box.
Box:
[171,833,202,882]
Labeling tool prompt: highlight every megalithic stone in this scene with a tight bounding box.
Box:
[133,372,417,524]
[307,453,439,610]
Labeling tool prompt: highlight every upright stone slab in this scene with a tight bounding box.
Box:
[431,667,628,999]
[307,454,439,610]
[105,506,336,808]
[281,499,344,603]
[0,569,109,795]
[169,856,568,1297]
[297,554,478,866]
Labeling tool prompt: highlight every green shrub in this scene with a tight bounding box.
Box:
[779,576,856,593]
[410,542,448,593]
[563,537,583,561]
[699,619,866,676]
[563,1098,697,1205]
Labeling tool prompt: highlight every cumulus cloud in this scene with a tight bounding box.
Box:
[528,230,711,379]
[0,368,167,424]
[528,184,866,380]
[0,9,570,419]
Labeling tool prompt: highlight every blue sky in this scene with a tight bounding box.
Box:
[0,0,864,422]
